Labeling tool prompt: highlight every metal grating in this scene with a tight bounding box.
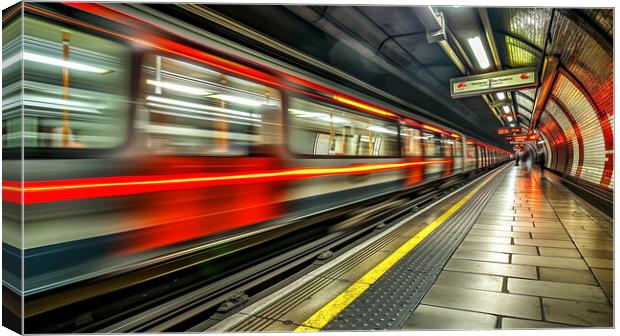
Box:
[324,167,507,330]
[228,220,415,331]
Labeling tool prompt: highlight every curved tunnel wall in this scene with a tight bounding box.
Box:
[537,69,613,191]
[535,11,613,192]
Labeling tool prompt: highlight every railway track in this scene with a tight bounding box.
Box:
[25,166,502,333]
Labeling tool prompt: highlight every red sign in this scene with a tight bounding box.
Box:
[498,127,521,135]
[507,134,539,143]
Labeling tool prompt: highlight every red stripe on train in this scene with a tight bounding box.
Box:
[3,161,449,204]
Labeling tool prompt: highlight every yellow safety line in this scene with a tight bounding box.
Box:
[295,172,494,332]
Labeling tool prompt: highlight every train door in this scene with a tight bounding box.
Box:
[285,95,402,214]
[130,52,287,254]
[401,124,425,185]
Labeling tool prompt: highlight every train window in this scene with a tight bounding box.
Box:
[288,97,399,157]
[454,138,462,156]
[3,17,131,149]
[2,14,21,148]
[423,132,443,157]
[442,136,455,157]
[466,143,474,156]
[400,126,423,156]
[138,54,281,156]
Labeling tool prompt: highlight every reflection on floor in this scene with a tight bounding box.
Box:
[405,164,613,329]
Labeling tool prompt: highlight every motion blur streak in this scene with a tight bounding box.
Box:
[331,95,397,119]
[64,3,404,122]
[3,160,450,204]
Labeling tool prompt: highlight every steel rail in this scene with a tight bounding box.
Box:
[92,167,501,332]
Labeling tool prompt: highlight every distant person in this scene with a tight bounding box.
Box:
[540,155,546,178]
[515,152,520,166]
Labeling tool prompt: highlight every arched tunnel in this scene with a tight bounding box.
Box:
[1,3,614,334]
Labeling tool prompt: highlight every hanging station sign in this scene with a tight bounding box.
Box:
[507,134,540,144]
[497,127,522,135]
[450,67,538,98]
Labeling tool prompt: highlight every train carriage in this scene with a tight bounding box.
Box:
[2,2,512,299]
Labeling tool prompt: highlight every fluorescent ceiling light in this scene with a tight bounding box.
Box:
[2,53,20,69]
[467,36,490,69]
[289,108,322,118]
[289,108,349,124]
[149,109,254,127]
[367,125,397,135]
[510,123,515,127]
[28,95,94,108]
[146,79,210,95]
[496,92,506,100]
[210,94,269,107]
[147,102,258,123]
[25,101,99,114]
[503,106,511,113]
[507,116,514,122]
[23,52,110,74]
[146,95,260,120]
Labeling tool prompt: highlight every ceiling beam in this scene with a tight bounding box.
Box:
[530,55,559,130]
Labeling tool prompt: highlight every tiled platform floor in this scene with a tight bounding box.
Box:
[404,164,613,329]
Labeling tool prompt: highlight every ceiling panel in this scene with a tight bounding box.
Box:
[356,6,426,36]
[579,8,613,39]
[489,7,551,50]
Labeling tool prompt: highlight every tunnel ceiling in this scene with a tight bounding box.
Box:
[171,5,612,150]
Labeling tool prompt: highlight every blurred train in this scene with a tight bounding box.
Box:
[2,3,512,298]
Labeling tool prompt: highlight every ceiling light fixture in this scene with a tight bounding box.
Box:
[146,79,211,95]
[367,125,398,135]
[467,36,490,69]
[289,108,350,124]
[23,52,110,74]
[209,94,272,107]
[145,95,260,120]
